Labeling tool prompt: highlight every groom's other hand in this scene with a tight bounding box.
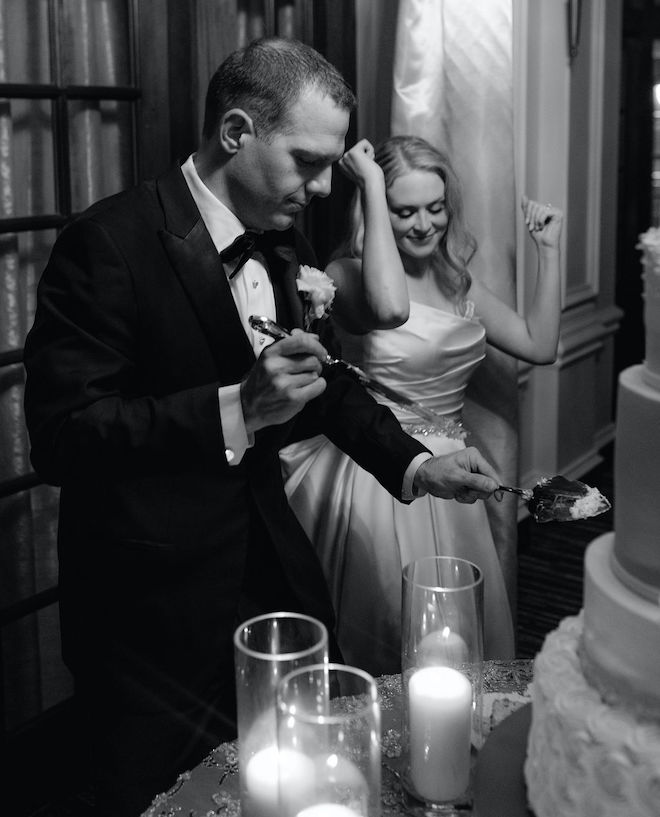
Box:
[414,447,500,503]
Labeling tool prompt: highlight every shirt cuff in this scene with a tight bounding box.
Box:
[402,452,433,500]
[218,384,253,465]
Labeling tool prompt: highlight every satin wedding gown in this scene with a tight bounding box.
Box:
[280,300,515,676]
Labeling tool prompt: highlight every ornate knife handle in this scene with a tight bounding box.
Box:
[248,315,337,366]
[248,315,292,342]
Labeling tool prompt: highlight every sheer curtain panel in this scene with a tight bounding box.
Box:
[390,0,519,616]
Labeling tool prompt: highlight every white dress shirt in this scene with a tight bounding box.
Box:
[180,154,429,496]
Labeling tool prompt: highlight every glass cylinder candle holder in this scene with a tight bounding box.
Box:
[276,663,381,817]
[400,556,484,812]
[234,612,329,817]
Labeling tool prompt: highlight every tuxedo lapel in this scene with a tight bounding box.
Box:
[154,166,310,379]
[264,232,339,353]
[262,233,304,331]
[156,166,255,383]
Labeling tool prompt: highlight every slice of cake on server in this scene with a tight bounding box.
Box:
[524,228,660,817]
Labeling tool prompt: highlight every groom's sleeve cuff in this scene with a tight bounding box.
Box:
[218,384,254,465]
[402,452,433,500]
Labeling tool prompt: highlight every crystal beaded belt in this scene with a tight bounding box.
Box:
[401,417,467,441]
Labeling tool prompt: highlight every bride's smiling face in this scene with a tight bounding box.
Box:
[386,170,448,261]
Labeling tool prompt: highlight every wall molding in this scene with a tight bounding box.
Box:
[557,303,624,364]
[565,0,607,309]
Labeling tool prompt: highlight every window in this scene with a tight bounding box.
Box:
[0,0,140,734]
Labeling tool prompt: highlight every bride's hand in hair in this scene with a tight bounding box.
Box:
[338,138,384,192]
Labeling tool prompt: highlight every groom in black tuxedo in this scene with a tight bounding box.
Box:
[23,37,500,816]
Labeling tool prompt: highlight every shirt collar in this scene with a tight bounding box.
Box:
[181,153,247,254]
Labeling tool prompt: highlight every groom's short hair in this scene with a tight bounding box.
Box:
[202,36,356,142]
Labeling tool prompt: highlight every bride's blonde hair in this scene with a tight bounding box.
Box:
[332,135,476,300]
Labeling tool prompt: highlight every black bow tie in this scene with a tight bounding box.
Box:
[220,231,264,279]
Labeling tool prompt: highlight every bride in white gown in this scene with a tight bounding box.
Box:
[280,136,563,676]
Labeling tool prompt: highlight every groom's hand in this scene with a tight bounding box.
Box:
[240,330,328,433]
[414,447,500,503]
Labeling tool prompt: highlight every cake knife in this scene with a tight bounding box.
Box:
[248,315,465,433]
[250,317,613,520]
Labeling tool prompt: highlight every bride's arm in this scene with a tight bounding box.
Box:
[326,139,409,335]
[471,196,563,364]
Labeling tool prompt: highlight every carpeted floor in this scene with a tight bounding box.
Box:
[515,442,614,658]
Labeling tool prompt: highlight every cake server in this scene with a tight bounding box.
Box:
[248,315,465,433]
[497,484,534,501]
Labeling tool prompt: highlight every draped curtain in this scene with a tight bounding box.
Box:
[64,0,133,211]
[194,0,305,159]
[389,0,519,615]
[0,0,131,730]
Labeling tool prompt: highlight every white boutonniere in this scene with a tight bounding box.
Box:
[296,265,336,331]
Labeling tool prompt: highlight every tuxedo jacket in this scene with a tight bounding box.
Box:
[23,163,429,711]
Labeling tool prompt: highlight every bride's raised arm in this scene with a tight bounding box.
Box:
[325,139,410,335]
[471,196,563,364]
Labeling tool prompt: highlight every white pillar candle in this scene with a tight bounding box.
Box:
[418,626,468,667]
[307,753,369,814]
[243,745,315,817]
[296,805,363,817]
[317,753,366,792]
[408,665,473,802]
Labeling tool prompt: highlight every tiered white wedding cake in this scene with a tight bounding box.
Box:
[524,228,660,817]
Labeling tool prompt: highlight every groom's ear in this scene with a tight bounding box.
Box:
[218,109,255,154]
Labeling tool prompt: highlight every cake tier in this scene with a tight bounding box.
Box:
[613,365,660,598]
[582,533,660,719]
[644,267,660,386]
[524,615,660,817]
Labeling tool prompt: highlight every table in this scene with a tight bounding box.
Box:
[473,703,534,817]
[142,659,533,817]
